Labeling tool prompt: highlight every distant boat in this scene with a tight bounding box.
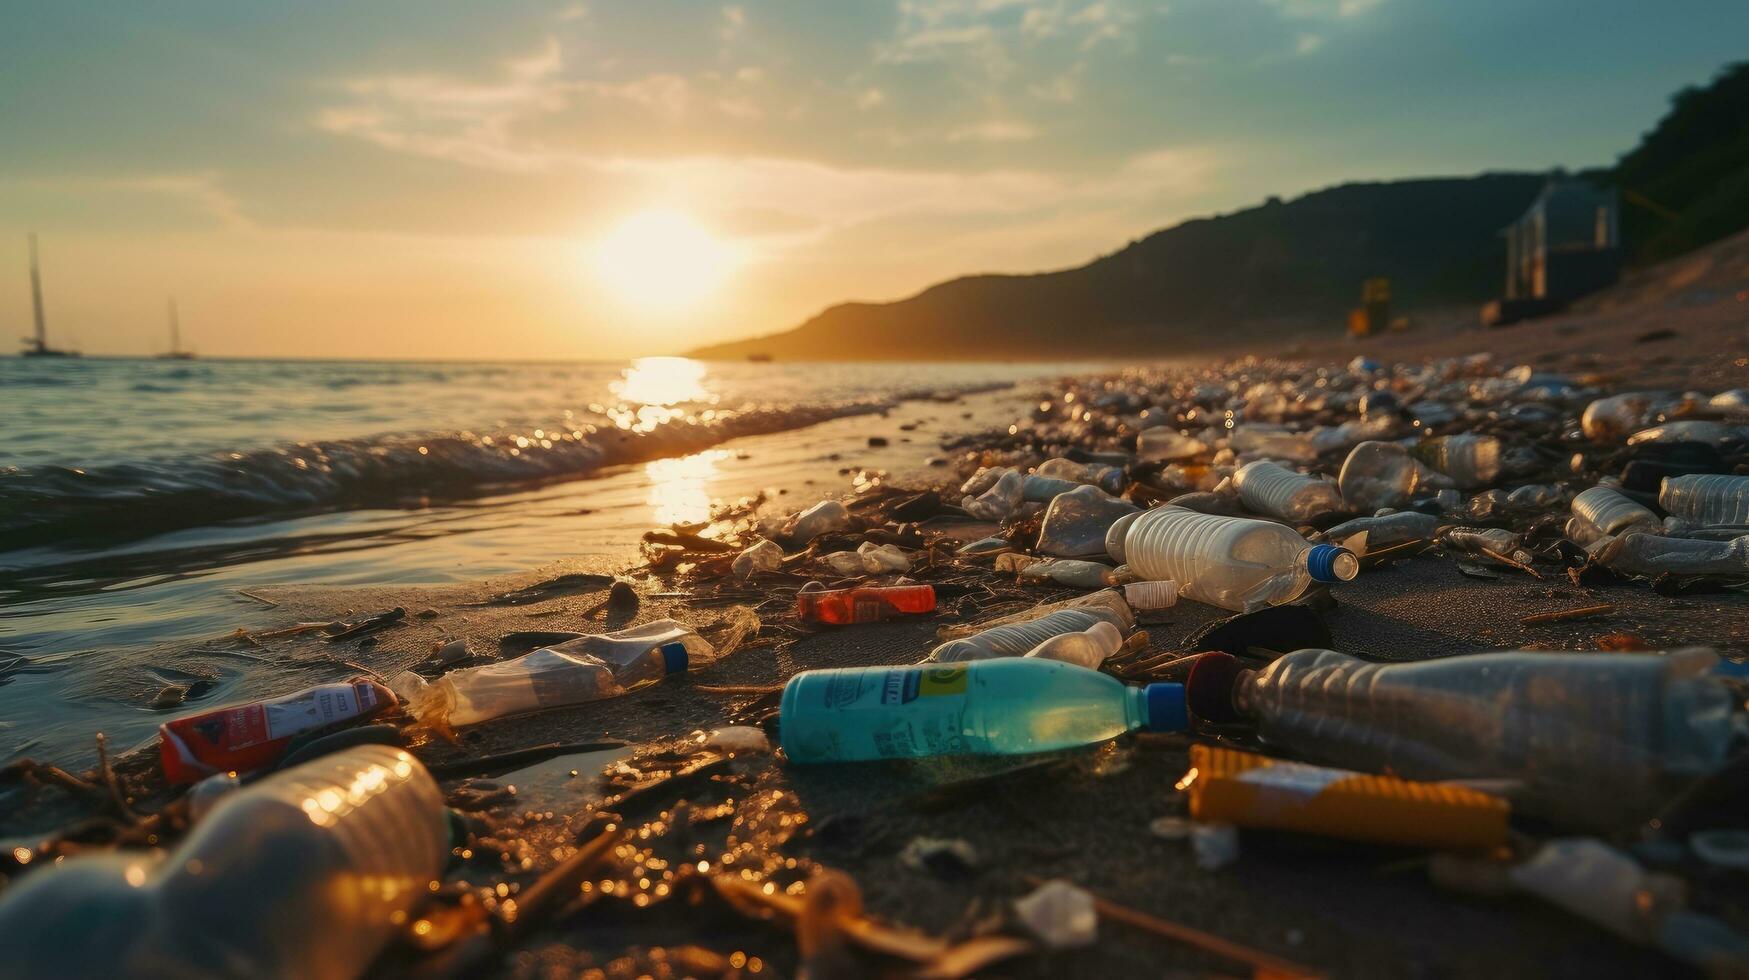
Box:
[18,233,80,358]
[157,298,195,360]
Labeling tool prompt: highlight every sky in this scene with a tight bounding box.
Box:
[2,1,1744,359]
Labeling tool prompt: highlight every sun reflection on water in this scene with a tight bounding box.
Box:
[612,357,712,407]
[644,449,732,526]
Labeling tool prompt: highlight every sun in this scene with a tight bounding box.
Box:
[590,209,739,314]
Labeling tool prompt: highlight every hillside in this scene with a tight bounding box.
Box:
[692,174,1546,360]
[690,62,1749,362]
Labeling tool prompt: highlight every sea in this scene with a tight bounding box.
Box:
[0,355,1088,773]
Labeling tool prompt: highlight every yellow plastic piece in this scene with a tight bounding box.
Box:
[1182,744,1509,851]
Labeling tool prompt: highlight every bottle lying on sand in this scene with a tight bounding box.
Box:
[159,678,397,784]
[1412,434,1501,489]
[0,745,449,977]
[1660,474,1749,526]
[1338,441,1448,511]
[1597,532,1749,578]
[1022,620,1125,670]
[1186,648,1734,830]
[1105,507,1357,611]
[393,617,744,728]
[797,583,935,625]
[1571,485,1661,536]
[780,658,1187,762]
[929,607,1127,663]
[1232,459,1345,523]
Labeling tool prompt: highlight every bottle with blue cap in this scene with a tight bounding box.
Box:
[391,619,718,728]
[1106,506,1357,612]
[779,658,1187,763]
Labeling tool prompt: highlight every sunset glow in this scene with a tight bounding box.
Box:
[590,210,740,315]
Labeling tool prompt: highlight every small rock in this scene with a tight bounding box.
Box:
[1013,879,1097,949]
[415,607,440,619]
[867,436,889,447]
[704,726,771,755]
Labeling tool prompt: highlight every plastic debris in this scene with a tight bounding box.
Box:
[1190,823,1241,871]
[732,537,785,578]
[1036,485,1140,558]
[1017,558,1115,589]
[899,836,979,876]
[1233,459,1345,522]
[704,725,772,755]
[158,678,397,784]
[1013,880,1097,949]
[793,499,851,542]
[797,583,935,625]
[1108,507,1357,611]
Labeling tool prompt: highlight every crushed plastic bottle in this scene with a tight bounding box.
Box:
[1338,441,1446,512]
[0,745,449,977]
[1581,392,1666,442]
[1021,472,1082,502]
[935,589,1135,641]
[1018,558,1115,589]
[1189,647,1734,828]
[1035,484,1140,558]
[797,584,935,625]
[1321,512,1438,558]
[1597,532,1749,578]
[1035,457,1124,494]
[792,500,850,542]
[732,537,784,578]
[821,541,912,576]
[1571,486,1660,536]
[393,618,740,728]
[1106,506,1357,611]
[159,678,397,784]
[930,607,1127,663]
[1412,434,1502,489]
[779,658,1187,762]
[1121,579,1179,611]
[962,469,1024,521]
[1023,620,1125,670]
[1659,474,1749,526]
[1232,459,1345,523]
[1440,526,1533,565]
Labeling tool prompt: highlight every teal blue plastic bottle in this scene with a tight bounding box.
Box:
[780,658,1187,763]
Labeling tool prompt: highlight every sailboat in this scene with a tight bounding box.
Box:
[18,233,80,358]
[157,298,195,360]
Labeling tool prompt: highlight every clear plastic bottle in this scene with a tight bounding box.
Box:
[1338,441,1431,511]
[1023,620,1125,669]
[1035,457,1124,494]
[929,607,1126,663]
[1580,392,1663,443]
[1659,474,1749,526]
[792,499,850,541]
[0,745,449,977]
[1105,506,1357,611]
[1232,460,1345,523]
[962,469,1024,521]
[1195,648,1733,829]
[1121,579,1179,611]
[935,589,1135,641]
[1598,532,1749,578]
[779,658,1187,762]
[1021,473,1082,502]
[1018,558,1115,589]
[392,619,721,728]
[1035,484,1140,557]
[1413,434,1502,489]
[1137,429,1207,462]
[1227,426,1318,464]
[1571,486,1661,535]
[1321,512,1438,558]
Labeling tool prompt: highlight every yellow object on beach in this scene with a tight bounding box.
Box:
[1181,745,1510,851]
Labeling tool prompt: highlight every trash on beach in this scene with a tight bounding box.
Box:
[930,606,1126,662]
[780,659,1186,762]
[1186,647,1734,830]
[702,725,772,755]
[1035,485,1139,557]
[158,677,397,783]
[732,537,785,578]
[1107,507,1357,611]
[1017,557,1115,588]
[393,613,756,730]
[1013,879,1097,948]
[0,746,448,977]
[1233,459,1345,523]
[1179,744,1510,850]
[792,499,851,542]
[796,583,935,624]
[899,836,980,876]
[819,540,912,576]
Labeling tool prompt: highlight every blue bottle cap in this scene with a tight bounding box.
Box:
[1143,683,1188,732]
[1306,544,1353,583]
[660,641,690,674]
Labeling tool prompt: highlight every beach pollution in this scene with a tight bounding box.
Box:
[3,352,1747,978]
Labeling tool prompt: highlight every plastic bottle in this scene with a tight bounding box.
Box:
[1018,559,1114,589]
[1571,486,1660,536]
[779,658,1187,762]
[1337,442,1440,511]
[1597,532,1749,578]
[1021,473,1081,502]
[732,538,784,578]
[935,589,1135,641]
[392,619,722,728]
[1440,526,1532,564]
[0,745,449,977]
[1105,507,1357,612]
[797,584,936,625]
[1035,457,1124,494]
[1137,429,1207,462]
[1321,512,1438,558]
[1232,460,1345,523]
[1412,434,1502,489]
[792,500,850,541]
[159,678,397,784]
[1035,485,1141,557]
[929,607,1125,663]
[1659,474,1749,526]
[962,469,1024,521]
[1188,647,1733,829]
[1121,580,1179,611]
[1580,392,1663,442]
[1227,426,1318,464]
[1023,620,1125,669]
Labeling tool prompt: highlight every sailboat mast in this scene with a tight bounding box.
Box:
[169,298,180,353]
[28,233,47,351]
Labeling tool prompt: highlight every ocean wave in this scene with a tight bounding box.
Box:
[0,388,995,547]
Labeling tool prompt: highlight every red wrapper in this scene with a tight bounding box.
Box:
[158,678,396,783]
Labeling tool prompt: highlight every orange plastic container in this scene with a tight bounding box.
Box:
[796,584,936,625]
[1181,744,1509,851]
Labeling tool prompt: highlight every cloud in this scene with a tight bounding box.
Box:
[1295,33,1323,54]
[856,87,886,110]
[945,120,1039,142]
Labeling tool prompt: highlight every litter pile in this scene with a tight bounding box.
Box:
[2,352,1747,977]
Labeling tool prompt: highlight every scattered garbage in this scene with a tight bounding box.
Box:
[1233,459,1345,522]
[1013,879,1097,948]
[1108,507,1357,611]
[1660,473,1749,525]
[899,836,979,877]
[1023,620,1125,669]
[0,745,449,976]
[930,606,1125,662]
[1017,558,1115,588]
[1035,484,1140,558]
[1180,745,1510,850]
[732,537,784,578]
[780,659,1186,762]
[792,499,851,542]
[158,678,397,783]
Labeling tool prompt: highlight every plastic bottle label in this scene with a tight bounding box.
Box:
[804,666,969,759]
